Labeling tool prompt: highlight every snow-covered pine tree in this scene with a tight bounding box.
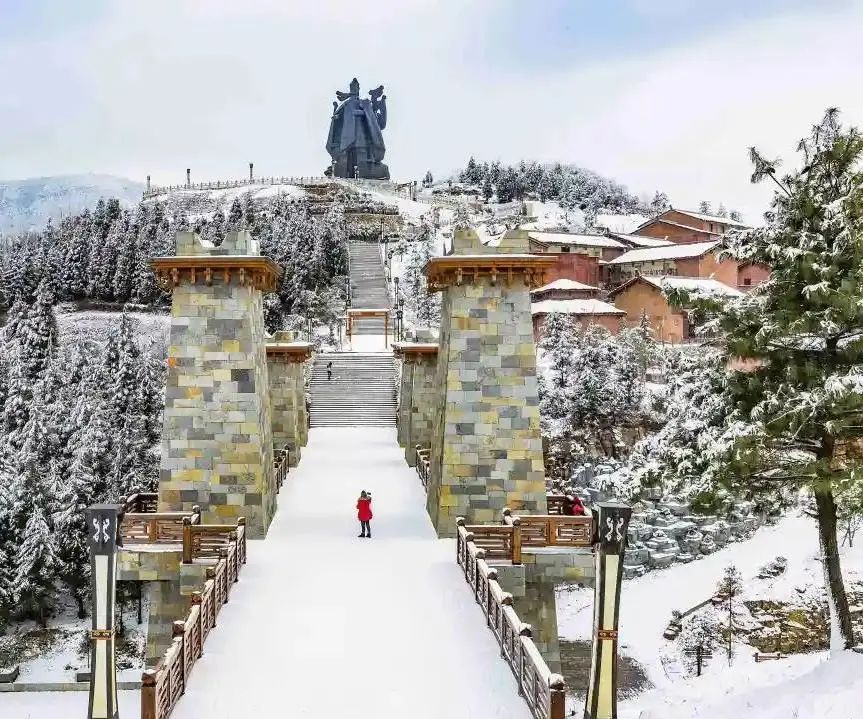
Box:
[716,564,743,665]
[496,167,519,203]
[705,108,863,650]
[227,198,244,232]
[63,228,90,299]
[17,279,58,382]
[698,200,712,214]
[482,175,493,203]
[113,219,138,303]
[649,191,670,217]
[680,614,719,676]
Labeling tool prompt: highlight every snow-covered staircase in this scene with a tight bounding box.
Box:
[309,353,397,427]
[348,242,390,335]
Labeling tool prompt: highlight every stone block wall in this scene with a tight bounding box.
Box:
[406,354,437,466]
[155,230,277,539]
[397,359,414,448]
[425,230,549,536]
[267,339,312,467]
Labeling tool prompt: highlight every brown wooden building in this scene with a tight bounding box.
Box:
[608,275,743,344]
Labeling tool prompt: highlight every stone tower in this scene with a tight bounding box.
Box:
[266,333,312,467]
[423,228,555,536]
[152,230,279,538]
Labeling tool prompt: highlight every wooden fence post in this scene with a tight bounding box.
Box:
[548,674,567,719]
[182,517,193,564]
[141,670,157,719]
[511,517,522,565]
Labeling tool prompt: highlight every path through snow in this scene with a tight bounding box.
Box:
[170,427,531,719]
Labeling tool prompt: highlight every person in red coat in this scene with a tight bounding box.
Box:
[357,490,373,538]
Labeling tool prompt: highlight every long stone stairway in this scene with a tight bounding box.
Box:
[308,352,397,427]
[348,241,390,334]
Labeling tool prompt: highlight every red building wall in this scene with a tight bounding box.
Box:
[543,253,601,286]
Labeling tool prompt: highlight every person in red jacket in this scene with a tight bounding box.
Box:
[357,490,373,538]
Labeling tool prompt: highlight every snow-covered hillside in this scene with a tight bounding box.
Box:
[0,173,144,234]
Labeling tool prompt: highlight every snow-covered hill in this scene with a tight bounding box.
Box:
[0,173,144,234]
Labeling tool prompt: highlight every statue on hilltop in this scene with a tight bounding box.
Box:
[325,78,390,180]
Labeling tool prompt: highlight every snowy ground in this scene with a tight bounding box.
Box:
[558,512,863,717]
[167,427,530,719]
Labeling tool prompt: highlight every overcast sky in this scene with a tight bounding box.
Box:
[2,0,862,221]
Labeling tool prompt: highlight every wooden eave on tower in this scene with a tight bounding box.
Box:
[392,342,439,358]
[150,256,280,293]
[422,255,557,292]
[265,342,314,363]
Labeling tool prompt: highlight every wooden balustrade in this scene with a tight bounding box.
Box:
[182,519,246,565]
[545,494,570,515]
[463,522,522,564]
[120,510,200,546]
[274,447,289,490]
[503,509,593,548]
[123,492,159,514]
[456,519,566,719]
[141,519,246,719]
[415,445,431,489]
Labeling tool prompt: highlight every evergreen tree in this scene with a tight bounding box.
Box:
[716,564,743,665]
[482,175,493,203]
[706,108,863,649]
[17,280,58,381]
[497,167,519,203]
[649,191,670,217]
[698,200,713,214]
[680,614,719,676]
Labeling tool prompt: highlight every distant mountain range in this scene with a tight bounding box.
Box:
[0,174,144,235]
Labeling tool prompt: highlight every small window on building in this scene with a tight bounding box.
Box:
[561,246,570,253]
[743,277,752,286]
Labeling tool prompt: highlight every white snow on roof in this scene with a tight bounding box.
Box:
[640,275,744,297]
[531,279,598,293]
[594,213,649,233]
[531,299,625,315]
[609,233,674,248]
[528,231,625,249]
[608,240,719,264]
[673,208,749,228]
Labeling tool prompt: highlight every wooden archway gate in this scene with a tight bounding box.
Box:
[346,308,390,347]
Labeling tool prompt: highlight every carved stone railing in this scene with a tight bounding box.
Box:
[141,522,246,719]
[456,519,566,719]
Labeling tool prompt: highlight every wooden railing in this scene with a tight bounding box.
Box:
[456,519,566,719]
[415,445,431,489]
[274,447,289,490]
[120,510,200,546]
[124,492,159,514]
[464,522,522,564]
[503,509,593,548]
[182,519,247,565]
[141,520,246,719]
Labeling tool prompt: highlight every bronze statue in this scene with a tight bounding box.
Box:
[325,78,390,180]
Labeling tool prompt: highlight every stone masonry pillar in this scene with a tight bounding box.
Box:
[266,337,313,467]
[394,343,439,466]
[145,580,185,668]
[423,228,556,536]
[152,230,280,539]
[396,353,414,448]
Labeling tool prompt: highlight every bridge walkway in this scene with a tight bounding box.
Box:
[170,427,531,719]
